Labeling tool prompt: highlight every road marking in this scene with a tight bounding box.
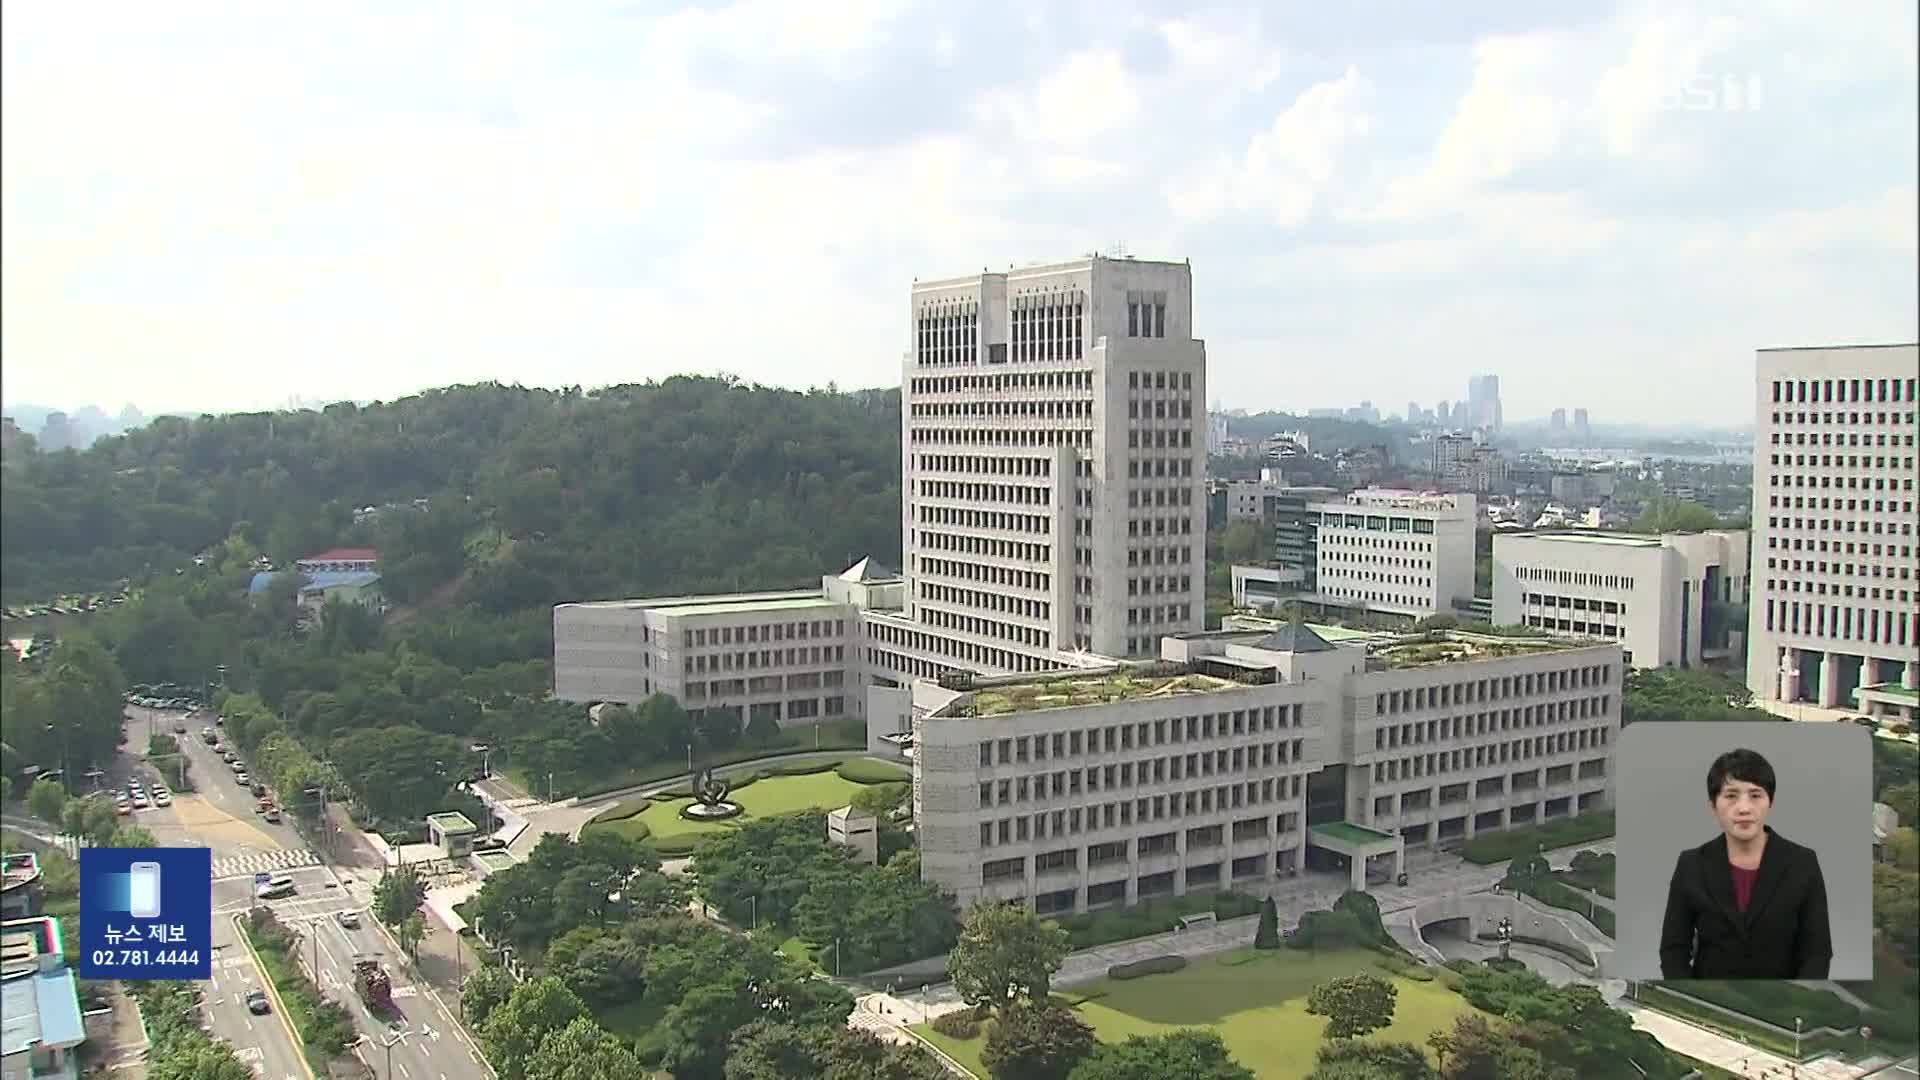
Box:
[397,1065,410,1079]
[236,1047,263,1062]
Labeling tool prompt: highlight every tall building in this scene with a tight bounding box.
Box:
[1549,408,1567,432]
[1465,375,1503,432]
[898,256,1207,662]
[1746,344,1919,722]
[1572,408,1591,442]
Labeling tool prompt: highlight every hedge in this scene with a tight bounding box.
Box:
[930,1011,982,1039]
[836,758,912,784]
[1051,891,1260,951]
[651,834,705,857]
[588,800,648,825]
[1459,810,1616,864]
[1108,955,1187,980]
[1657,979,1861,1034]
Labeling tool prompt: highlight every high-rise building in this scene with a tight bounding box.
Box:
[1465,375,1503,432]
[1435,401,1452,426]
[1572,408,1590,441]
[897,256,1207,662]
[1746,344,1919,722]
[1310,489,1478,620]
[1550,408,1567,431]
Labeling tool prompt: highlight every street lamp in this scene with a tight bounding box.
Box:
[381,1030,409,1079]
[1792,1016,1802,1076]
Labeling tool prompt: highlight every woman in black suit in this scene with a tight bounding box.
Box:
[1659,748,1832,980]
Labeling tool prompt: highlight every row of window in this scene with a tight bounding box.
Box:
[981,782,1301,850]
[1524,618,1624,638]
[1127,398,1195,420]
[1374,664,1614,715]
[978,704,1311,767]
[1764,513,1915,537]
[1768,453,1916,471]
[1523,594,1628,615]
[918,582,1050,623]
[1371,727,1611,784]
[1126,574,1193,596]
[918,558,1050,594]
[1516,567,1638,590]
[1767,409,1916,428]
[909,398,1094,420]
[914,302,977,367]
[682,647,847,673]
[1126,455,1195,479]
[918,604,1052,650]
[1763,558,1913,580]
[980,742,1309,809]
[1125,427,1195,449]
[685,619,846,647]
[1127,603,1193,626]
[916,479,1053,507]
[1371,760,1608,816]
[910,370,1094,396]
[1762,600,1916,647]
[908,426,1093,450]
[1767,429,1914,448]
[914,532,1050,564]
[678,685,847,716]
[1376,697,1611,750]
[916,453,1055,478]
[915,504,1052,535]
[1769,376,1916,404]
[1013,291,1085,364]
[1125,486,1194,509]
[1761,577,1912,607]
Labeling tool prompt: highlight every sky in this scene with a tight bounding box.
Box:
[3,1,1915,426]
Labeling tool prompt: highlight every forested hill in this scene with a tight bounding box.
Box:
[0,377,902,608]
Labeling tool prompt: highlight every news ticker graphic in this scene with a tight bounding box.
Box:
[78,847,213,980]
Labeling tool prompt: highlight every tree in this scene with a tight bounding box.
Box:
[981,998,1097,1080]
[480,977,588,1080]
[851,781,909,820]
[1220,520,1267,563]
[110,824,159,848]
[1886,828,1919,873]
[1428,1015,1574,1080]
[27,777,66,823]
[1308,1040,1438,1080]
[373,865,427,927]
[949,901,1070,1010]
[1067,1030,1254,1080]
[1631,497,1720,534]
[726,1021,949,1080]
[523,1016,643,1080]
[1884,781,1920,827]
[395,911,427,962]
[62,795,120,848]
[1254,896,1280,950]
[1307,974,1398,1040]
[461,963,516,1028]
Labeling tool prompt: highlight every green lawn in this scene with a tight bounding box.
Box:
[914,948,1481,1080]
[586,769,877,844]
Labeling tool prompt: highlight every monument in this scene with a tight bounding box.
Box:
[680,760,742,822]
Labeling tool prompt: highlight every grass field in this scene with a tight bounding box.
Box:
[586,769,877,844]
[913,948,1481,1079]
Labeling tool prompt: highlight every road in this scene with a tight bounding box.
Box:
[127,703,488,1080]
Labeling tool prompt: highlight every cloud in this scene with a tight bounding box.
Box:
[1,0,1913,424]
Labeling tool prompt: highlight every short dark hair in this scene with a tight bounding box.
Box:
[1706,748,1777,801]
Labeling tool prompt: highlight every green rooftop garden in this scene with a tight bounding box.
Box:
[955,670,1242,717]
[1373,635,1574,669]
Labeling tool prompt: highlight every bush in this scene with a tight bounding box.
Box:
[1051,891,1260,950]
[836,758,911,784]
[1107,955,1187,980]
[587,800,647,825]
[771,759,843,776]
[930,1010,982,1039]
[1459,811,1616,864]
[651,834,704,857]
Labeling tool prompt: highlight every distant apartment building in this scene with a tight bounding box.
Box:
[1550,409,1568,432]
[1491,530,1750,669]
[1746,344,1919,721]
[1431,434,1509,495]
[900,622,1619,913]
[1217,469,1290,523]
[1310,489,1477,621]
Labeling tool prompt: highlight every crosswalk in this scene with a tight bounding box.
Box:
[212,848,320,879]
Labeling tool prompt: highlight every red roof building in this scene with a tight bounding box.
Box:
[296,548,380,573]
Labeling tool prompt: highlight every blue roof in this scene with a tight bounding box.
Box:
[0,966,85,1055]
[248,571,282,595]
[299,570,381,592]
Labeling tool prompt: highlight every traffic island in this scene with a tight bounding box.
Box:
[237,908,357,1074]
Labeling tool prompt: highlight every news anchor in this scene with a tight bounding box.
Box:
[1659,748,1832,979]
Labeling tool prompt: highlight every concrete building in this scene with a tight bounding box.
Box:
[1218,468,1290,523]
[1,917,85,1080]
[1432,434,1509,495]
[295,547,380,575]
[0,856,41,921]
[903,623,1619,914]
[552,566,882,726]
[1492,530,1750,669]
[1466,375,1503,432]
[1311,489,1478,621]
[1746,344,1920,720]
[901,255,1207,663]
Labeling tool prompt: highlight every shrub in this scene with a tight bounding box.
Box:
[772,759,843,776]
[651,834,704,857]
[655,787,694,800]
[930,1010,982,1039]
[1459,811,1616,864]
[836,758,912,784]
[1107,955,1187,980]
[587,800,647,825]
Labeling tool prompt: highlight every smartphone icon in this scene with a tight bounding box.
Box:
[129,862,163,920]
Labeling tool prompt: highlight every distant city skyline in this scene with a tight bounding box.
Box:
[4,3,1914,424]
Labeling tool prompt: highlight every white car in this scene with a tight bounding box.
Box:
[153,790,172,807]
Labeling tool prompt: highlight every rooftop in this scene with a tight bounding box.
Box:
[0,917,82,1057]
[426,812,478,835]
[938,667,1249,718]
[1,853,40,892]
[299,547,379,564]
[1311,821,1396,846]
[301,570,381,592]
[1369,632,1580,670]
[1512,532,1664,548]
[651,595,846,618]
[562,588,823,612]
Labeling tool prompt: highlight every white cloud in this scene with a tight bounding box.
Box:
[1165,66,1373,227]
[975,49,1143,148]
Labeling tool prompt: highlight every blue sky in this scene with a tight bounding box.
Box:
[3,0,1914,424]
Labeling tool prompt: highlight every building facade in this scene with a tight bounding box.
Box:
[906,624,1619,914]
[1492,530,1750,669]
[1746,344,1920,719]
[1432,434,1509,495]
[1310,489,1478,621]
[902,256,1208,663]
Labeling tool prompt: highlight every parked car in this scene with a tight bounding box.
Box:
[246,990,271,1015]
[153,790,172,807]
